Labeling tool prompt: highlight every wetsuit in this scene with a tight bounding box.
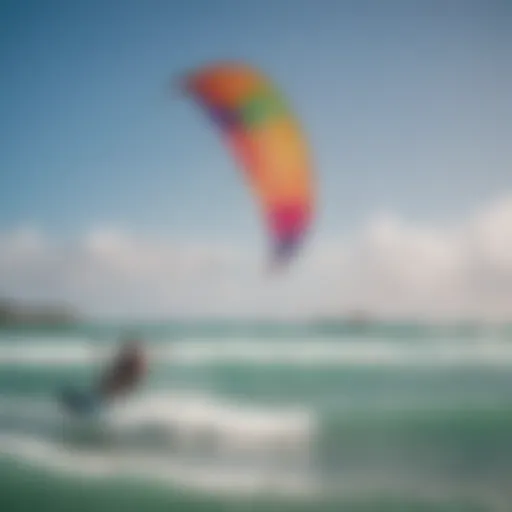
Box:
[97,345,146,400]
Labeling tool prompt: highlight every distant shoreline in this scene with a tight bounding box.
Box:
[0,299,79,327]
[0,300,509,331]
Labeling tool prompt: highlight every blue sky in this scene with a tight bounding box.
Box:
[1,0,511,318]
[2,0,510,238]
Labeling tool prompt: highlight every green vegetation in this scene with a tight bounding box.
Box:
[0,298,78,327]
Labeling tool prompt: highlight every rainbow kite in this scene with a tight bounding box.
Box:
[181,61,314,268]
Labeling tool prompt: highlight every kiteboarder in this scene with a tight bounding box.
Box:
[96,334,148,401]
[57,334,147,415]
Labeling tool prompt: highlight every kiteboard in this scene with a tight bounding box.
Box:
[57,386,105,417]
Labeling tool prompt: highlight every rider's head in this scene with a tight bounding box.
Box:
[120,332,142,355]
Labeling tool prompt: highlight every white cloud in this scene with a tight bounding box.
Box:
[1,195,512,321]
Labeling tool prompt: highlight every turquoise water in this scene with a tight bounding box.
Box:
[1,322,512,511]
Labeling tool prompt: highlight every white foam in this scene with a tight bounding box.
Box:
[0,395,509,507]
[0,433,318,497]
[0,390,317,498]
[1,389,313,446]
[0,341,111,366]
[1,338,512,367]
[106,391,315,464]
[1,433,506,507]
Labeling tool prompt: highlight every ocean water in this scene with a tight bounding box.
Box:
[1,321,512,512]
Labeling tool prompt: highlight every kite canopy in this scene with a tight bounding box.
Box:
[181,62,314,268]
